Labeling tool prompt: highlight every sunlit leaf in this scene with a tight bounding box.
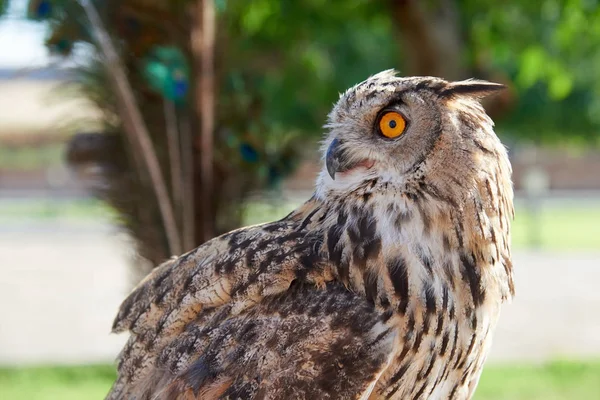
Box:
[548,66,574,100]
[517,46,547,88]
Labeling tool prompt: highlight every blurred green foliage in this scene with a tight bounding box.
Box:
[4,0,599,145]
[223,0,600,143]
[462,0,600,140]
[221,0,395,135]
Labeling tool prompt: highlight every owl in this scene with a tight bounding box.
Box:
[107,70,514,400]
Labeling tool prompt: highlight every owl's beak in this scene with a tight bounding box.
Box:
[326,138,376,180]
[326,138,343,179]
[326,138,349,180]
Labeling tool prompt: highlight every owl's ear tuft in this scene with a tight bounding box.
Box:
[440,79,505,99]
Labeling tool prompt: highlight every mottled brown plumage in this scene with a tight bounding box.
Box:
[108,70,514,400]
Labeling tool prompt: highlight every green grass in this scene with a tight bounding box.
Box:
[0,361,598,399]
[0,198,116,224]
[1,197,599,250]
[512,204,600,250]
[475,360,600,400]
[0,365,116,400]
[242,199,301,226]
[0,144,65,170]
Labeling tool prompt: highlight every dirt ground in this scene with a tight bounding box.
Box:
[1,221,599,365]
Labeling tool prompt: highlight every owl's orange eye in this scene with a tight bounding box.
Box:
[378,111,406,139]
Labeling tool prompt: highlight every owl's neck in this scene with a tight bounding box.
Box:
[289,174,514,316]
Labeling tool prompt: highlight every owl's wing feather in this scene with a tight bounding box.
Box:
[112,214,324,335]
[115,282,396,399]
[109,204,381,399]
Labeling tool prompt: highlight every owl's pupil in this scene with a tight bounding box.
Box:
[389,120,397,129]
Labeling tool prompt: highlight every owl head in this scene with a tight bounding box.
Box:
[316,70,510,206]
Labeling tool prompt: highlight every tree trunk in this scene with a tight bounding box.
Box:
[390,0,464,80]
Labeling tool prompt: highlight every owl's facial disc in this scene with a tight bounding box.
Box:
[326,138,376,180]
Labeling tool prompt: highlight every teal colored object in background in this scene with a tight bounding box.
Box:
[142,46,190,103]
[27,0,52,20]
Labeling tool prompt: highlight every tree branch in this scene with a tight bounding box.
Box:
[164,99,183,218]
[192,0,216,242]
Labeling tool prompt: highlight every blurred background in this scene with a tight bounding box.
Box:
[0,0,599,399]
